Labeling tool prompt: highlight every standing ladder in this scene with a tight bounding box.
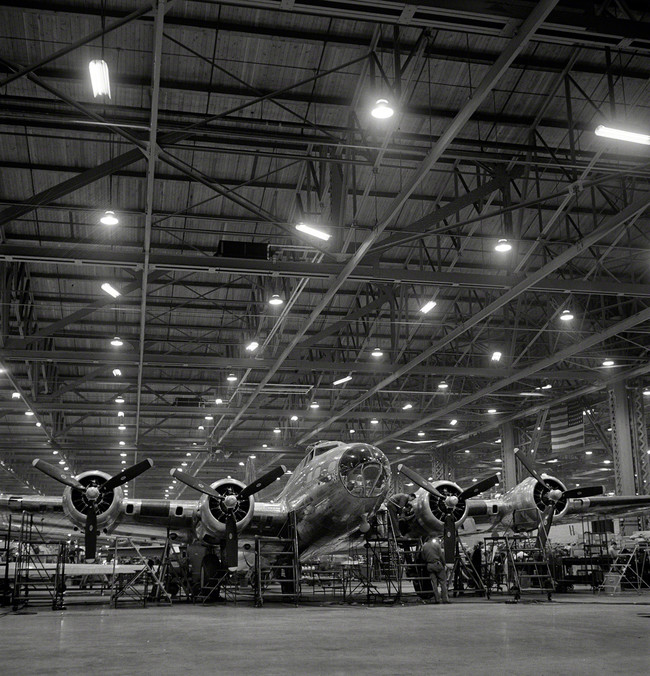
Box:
[598,544,650,595]
[155,535,195,603]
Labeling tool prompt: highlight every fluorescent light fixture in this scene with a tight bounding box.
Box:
[25,410,34,416]
[491,351,502,362]
[215,398,223,404]
[371,98,394,119]
[245,341,259,352]
[371,418,379,425]
[402,403,413,410]
[419,300,437,314]
[560,310,574,321]
[310,401,320,409]
[100,210,119,226]
[11,392,20,399]
[115,397,124,404]
[295,222,331,241]
[101,282,121,298]
[205,415,214,421]
[118,425,126,431]
[249,455,256,459]
[602,359,615,367]
[594,124,650,145]
[273,428,281,434]
[417,431,425,437]
[120,452,127,457]
[290,415,298,421]
[110,336,123,347]
[226,373,237,382]
[438,381,448,390]
[487,408,497,414]
[268,294,284,306]
[89,59,111,98]
[112,368,122,377]
[585,451,593,455]
[495,458,502,463]
[494,239,512,252]
[603,460,611,464]
[450,419,457,426]
[333,375,352,386]
[371,348,383,358]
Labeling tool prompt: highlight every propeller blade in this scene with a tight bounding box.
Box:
[240,466,287,499]
[101,458,154,493]
[460,474,500,500]
[397,464,445,499]
[537,504,555,550]
[32,458,84,490]
[170,468,221,499]
[563,485,604,499]
[443,514,456,564]
[224,514,238,569]
[513,449,551,490]
[85,507,98,561]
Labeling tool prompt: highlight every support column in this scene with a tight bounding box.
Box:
[431,449,454,483]
[500,422,518,491]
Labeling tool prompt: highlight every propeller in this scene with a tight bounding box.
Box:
[514,449,604,547]
[398,465,499,563]
[33,457,154,561]
[173,465,287,568]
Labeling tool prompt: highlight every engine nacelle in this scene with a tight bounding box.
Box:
[501,475,569,531]
[196,478,254,540]
[412,480,469,533]
[62,470,123,532]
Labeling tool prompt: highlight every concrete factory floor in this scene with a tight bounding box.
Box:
[2,596,649,675]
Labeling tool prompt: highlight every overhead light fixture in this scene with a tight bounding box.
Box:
[101,282,121,298]
[205,415,214,421]
[495,458,502,463]
[59,460,65,465]
[245,341,259,352]
[487,408,497,414]
[491,351,502,362]
[119,441,125,446]
[419,300,437,314]
[560,310,574,321]
[464,449,470,454]
[198,425,205,430]
[262,444,268,448]
[117,411,124,417]
[371,348,383,358]
[643,390,650,397]
[494,239,512,252]
[215,398,223,404]
[99,210,119,226]
[417,431,425,437]
[290,415,298,422]
[25,410,34,416]
[295,222,331,241]
[186,452,192,456]
[371,419,379,425]
[118,424,126,431]
[114,397,124,404]
[349,429,355,434]
[594,124,650,145]
[402,403,413,410]
[110,336,123,347]
[332,375,352,386]
[89,59,111,97]
[541,383,552,390]
[112,368,122,377]
[310,401,320,409]
[64,466,69,471]
[36,421,42,427]
[120,452,127,457]
[585,451,593,455]
[249,455,256,459]
[438,381,448,390]
[602,359,615,367]
[239,461,245,467]
[371,98,394,119]
[450,419,457,426]
[268,294,284,306]
[603,460,611,464]
[273,428,281,434]
[11,391,21,399]
[226,373,237,382]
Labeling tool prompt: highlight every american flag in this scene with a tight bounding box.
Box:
[550,402,584,452]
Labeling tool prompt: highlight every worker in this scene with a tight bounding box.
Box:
[421,536,450,604]
[386,493,415,536]
[608,540,620,560]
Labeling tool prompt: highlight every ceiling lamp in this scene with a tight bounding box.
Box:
[494,239,512,252]
[226,373,237,382]
[487,408,497,414]
[89,59,111,98]
[215,398,223,404]
[450,419,457,426]
[643,390,650,397]
[491,351,502,362]
[419,300,437,314]
[101,282,121,298]
[110,336,123,347]
[332,375,352,386]
[371,98,394,119]
[99,210,119,225]
[417,431,425,437]
[295,222,331,241]
[112,368,122,377]
[290,415,298,421]
[239,461,245,467]
[118,424,126,431]
[245,341,259,352]
[438,381,448,390]
[310,401,320,409]
[11,391,20,399]
[268,294,284,306]
[273,428,281,434]
[25,410,34,416]
[119,441,125,446]
[560,309,574,321]
[402,403,413,410]
[36,421,42,427]
[205,415,214,421]
[198,425,205,430]
[371,418,379,425]
[262,444,267,448]
[115,397,124,404]
[602,359,615,367]
[541,383,552,390]
[371,347,383,358]
[594,124,650,145]
[249,455,256,459]
[349,429,355,434]
[117,411,125,417]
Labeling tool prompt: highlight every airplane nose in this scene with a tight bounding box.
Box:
[339,443,391,498]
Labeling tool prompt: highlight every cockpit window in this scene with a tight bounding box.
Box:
[339,444,389,498]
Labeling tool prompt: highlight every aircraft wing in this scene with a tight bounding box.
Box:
[563,494,650,519]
